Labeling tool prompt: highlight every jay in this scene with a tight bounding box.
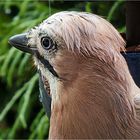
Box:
[9,11,140,139]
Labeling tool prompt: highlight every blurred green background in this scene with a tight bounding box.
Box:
[0,0,125,139]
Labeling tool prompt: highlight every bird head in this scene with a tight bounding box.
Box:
[10,11,140,139]
[9,12,125,101]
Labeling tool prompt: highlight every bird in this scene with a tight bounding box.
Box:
[9,11,140,139]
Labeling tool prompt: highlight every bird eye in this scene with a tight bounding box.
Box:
[41,37,53,50]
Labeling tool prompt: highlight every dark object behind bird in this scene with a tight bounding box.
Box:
[122,52,140,88]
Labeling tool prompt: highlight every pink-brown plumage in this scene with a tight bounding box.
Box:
[12,11,140,139]
[40,12,140,139]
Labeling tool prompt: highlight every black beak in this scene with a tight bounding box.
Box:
[9,33,36,54]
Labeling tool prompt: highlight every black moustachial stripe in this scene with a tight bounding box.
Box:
[34,51,59,78]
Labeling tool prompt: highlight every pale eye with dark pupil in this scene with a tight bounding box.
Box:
[41,37,53,50]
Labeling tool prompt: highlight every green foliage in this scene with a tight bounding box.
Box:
[0,1,125,139]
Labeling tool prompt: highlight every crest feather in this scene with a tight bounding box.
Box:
[42,11,125,56]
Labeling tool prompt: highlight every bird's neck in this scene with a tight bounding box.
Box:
[49,55,140,139]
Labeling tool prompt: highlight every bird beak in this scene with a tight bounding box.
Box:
[8,33,36,54]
